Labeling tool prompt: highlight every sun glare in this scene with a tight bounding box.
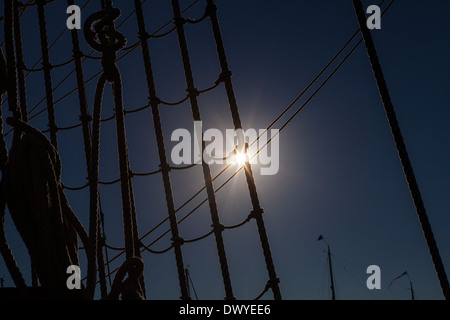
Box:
[234,152,247,165]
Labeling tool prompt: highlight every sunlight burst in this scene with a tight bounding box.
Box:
[234,152,247,166]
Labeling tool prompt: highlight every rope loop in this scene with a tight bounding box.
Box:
[83,7,127,82]
[105,257,145,300]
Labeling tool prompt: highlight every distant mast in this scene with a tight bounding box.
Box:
[318,235,336,300]
[327,245,336,300]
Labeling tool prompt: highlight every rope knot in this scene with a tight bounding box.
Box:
[83,7,127,82]
[72,50,84,60]
[186,87,200,98]
[212,223,225,233]
[266,277,280,289]
[172,236,185,247]
[138,31,150,41]
[149,96,162,105]
[173,16,186,27]
[216,70,232,84]
[248,207,264,220]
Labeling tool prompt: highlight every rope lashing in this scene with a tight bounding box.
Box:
[2,117,83,292]
[84,3,145,299]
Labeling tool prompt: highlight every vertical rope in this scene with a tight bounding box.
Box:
[68,0,108,298]
[172,0,234,300]
[111,74,135,260]
[128,174,146,298]
[243,145,281,300]
[133,0,190,300]
[206,0,282,300]
[36,0,58,148]
[352,0,450,300]
[3,0,20,119]
[96,212,108,297]
[99,200,113,287]
[205,0,241,130]
[87,73,107,299]
[0,49,8,168]
[13,0,28,122]
[68,0,93,176]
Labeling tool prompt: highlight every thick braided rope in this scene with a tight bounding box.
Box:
[206,0,282,300]
[353,0,450,300]
[133,0,190,300]
[36,0,58,147]
[172,0,234,300]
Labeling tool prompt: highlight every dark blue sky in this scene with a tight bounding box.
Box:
[1,0,449,300]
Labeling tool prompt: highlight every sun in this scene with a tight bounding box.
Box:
[234,152,247,165]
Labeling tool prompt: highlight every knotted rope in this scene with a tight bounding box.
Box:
[84,4,145,299]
